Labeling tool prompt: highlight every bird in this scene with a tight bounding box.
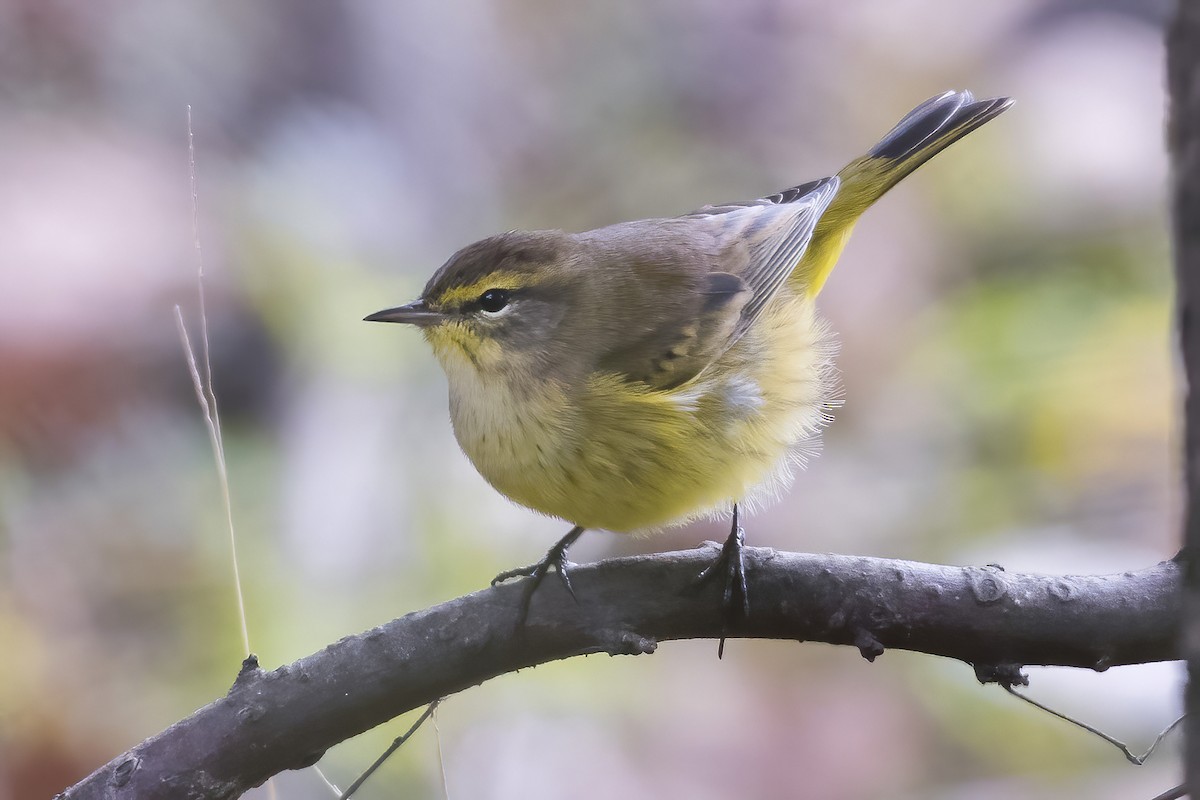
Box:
[367,90,1011,650]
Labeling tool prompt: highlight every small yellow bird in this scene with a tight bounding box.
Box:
[368,91,1010,639]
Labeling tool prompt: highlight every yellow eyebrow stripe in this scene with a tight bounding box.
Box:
[435,271,540,306]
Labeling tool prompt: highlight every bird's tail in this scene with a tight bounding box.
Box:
[793,90,1012,298]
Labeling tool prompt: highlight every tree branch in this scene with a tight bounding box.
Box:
[1169,0,1200,790]
[56,546,1180,800]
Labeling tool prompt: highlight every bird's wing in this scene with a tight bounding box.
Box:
[687,175,839,342]
[594,268,750,389]
[595,176,839,390]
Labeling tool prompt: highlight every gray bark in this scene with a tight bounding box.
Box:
[1170,0,1200,792]
[56,547,1180,799]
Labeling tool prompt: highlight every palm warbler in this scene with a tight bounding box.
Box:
[368,90,1010,636]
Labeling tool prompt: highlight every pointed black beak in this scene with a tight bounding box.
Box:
[364,300,444,327]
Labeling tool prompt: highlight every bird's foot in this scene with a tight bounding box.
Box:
[492,525,585,624]
[693,507,749,658]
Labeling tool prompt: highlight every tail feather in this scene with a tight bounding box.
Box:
[862,91,1012,192]
[793,90,1012,298]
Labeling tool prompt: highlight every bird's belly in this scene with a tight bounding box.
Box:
[451,299,835,533]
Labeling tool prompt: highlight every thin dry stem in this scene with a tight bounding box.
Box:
[1005,685,1184,766]
[183,106,251,658]
[339,701,441,800]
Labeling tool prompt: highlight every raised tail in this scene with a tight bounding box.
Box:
[792,90,1012,297]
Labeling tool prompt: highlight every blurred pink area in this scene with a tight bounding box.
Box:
[0,1,1179,798]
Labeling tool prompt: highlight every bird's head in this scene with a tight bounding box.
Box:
[366,230,582,382]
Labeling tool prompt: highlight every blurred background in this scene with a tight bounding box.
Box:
[0,0,1181,798]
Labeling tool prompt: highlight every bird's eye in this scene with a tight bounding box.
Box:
[478,288,510,313]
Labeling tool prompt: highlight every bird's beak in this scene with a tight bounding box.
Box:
[364,300,444,327]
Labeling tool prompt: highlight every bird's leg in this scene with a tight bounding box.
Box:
[491,525,586,623]
[694,504,749,658]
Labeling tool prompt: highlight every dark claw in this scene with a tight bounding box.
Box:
[492,526,585,623]
[693,505,749,658]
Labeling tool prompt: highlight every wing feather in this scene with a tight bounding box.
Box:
[593,176,840,389]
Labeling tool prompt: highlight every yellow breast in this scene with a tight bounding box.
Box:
[444,293,836,533]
